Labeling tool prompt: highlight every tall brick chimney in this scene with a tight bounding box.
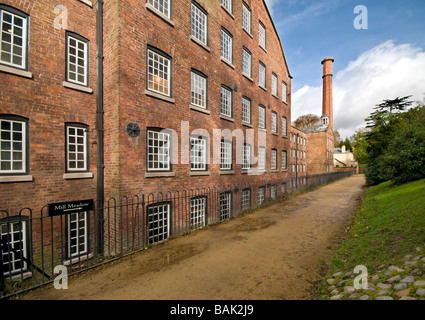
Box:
[321,57,334,129]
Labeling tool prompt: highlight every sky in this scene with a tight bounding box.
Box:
[265,0,425,139]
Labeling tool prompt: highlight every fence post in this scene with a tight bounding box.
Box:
[0,240,5,298]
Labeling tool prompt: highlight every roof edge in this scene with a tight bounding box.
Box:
[262,0,293,79]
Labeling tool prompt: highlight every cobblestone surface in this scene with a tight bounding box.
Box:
[325,248,425,300]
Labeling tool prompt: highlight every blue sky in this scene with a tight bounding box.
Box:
[265,0,425,138]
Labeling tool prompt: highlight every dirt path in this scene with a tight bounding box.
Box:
[23,174,366,300]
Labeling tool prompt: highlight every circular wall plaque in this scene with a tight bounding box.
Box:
[126,122,141,137]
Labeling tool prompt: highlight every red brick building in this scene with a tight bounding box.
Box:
[294,58,335,176]
[1,0,294,283]
[103,0,293,199]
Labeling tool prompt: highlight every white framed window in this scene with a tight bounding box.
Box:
[190,135,207,171]
[147,202,171,244]
[191,2,208,46]
[258,105,266,129]
[271,149,277,170]
[281,183,287,194]
[271,112,278,134]
[242,96,251,124]
[66,33,89,87]
[272,73,278,97]
[282,81,288,103]
[191,70,207,109]
[258,146,266,172]
[0,116,28,175]
[147,129,171,172]
[271,185,277,200]
[221,0,233,14]
[282,150,287,170]
[220,85,232,118]
[242,2,251,34]
[259,21,266,50]
[67,212,88,259]
[190,196,207,230]
[259,62,266,89]
[220,192,232,221]
[0,6,29,70]
[242,47,252,79]
[242,143,251,170]
[147,47,171,97]
[1,219,29,276]
[241,189,251,209]
[221,28,233,65]
[66,124,88,172]
[282,116,288,137]
[220,140,232,171]
[258,186,265,205]
[147,0,171,19]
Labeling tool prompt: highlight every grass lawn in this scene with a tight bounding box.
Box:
[316,178,425,295]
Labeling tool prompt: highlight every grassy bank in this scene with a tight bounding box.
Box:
[315,178,425,298]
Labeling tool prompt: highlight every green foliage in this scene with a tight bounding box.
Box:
[363,96,425,185]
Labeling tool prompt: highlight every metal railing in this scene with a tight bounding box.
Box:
[0,170,355,298]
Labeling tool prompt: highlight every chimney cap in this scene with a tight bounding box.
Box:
[321,57,335,64]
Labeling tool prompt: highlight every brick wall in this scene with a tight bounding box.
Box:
[0,0,97,214]
[104,0,293,199]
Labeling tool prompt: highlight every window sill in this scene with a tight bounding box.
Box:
[190,36,211,52]
[220,170,234,175]
[220,115,235,123]
[190,171,210,176]
[0,65,33,79]
[221,5,235,19]
[63,172,93,180]
[63,81,93,94]
[271,169,278,173]
[243,29,253,39]
[242,122,252,128]
[272,132,278,136]
[282,100,289,106]
[8,272,33,281]
[190,104,210,115]
[78,0,93,7]
[242,74,253,82]
[145,90,175,104]
[259,128,267,133]
[64,253,93,266]
[145,172,176,178]
[0,175,33,183]
[282,169,288,172]
[282,135,288,139]
[259,85,268,92]
[272,94,279,100]
[146,3,175,27]
[260,46,268,54]
[220,58,235,69]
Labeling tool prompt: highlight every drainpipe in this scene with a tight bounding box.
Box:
[96,0,104,256]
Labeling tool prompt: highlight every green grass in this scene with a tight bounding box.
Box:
[320,178,425,283]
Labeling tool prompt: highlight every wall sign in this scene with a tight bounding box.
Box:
[48,199,94,217]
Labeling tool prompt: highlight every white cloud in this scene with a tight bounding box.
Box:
[292,41,425,139]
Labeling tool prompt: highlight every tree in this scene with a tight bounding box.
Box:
[333,130,342,148]
[364,96,425,185]
[350,128,370,165]
[293,114,320,132]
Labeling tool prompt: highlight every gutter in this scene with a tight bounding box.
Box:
[96,0,104,255]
